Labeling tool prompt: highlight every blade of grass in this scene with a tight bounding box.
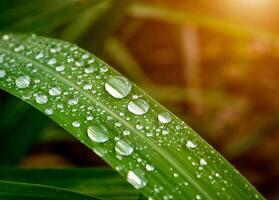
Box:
[0,180,99,200]
[60,0,111,42]
[79,0,132,55]
[128,2,279,44]
[5,0,103,35]
[0,96,50,165]
[0,168,140,200]
[0,33,264,199]
[104,37,151,85]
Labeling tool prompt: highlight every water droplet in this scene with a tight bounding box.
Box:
[75,60,84,67]
[123,130,130,136]
[36,95,48,104]
[48,58,56,65]
[15,75,30,89]
[127,170,147,189]
[0,69,6,78]
[2,34,10,41]
[82,53,89,59]
[44,108,53,115]
[100,66,108,73]
[200,159,207,166]
[146,164,154,171]
[84,66,95,74]
[35,52,44,59]
[72,121,80,127]
[87,125,109,143]
[87,116,93,121]
[158,112,172,123]
[49,86,62,96]
[105,76,132,99]
[128,99,149,115]
[56,65,65,72]
[68,97,79,105]
[186,140,197,149]
[83,84,92,90]
[115,139,133,156]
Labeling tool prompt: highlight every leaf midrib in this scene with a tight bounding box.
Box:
[0,46,213,200]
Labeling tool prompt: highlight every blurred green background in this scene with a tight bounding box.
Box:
[0,0,278,199]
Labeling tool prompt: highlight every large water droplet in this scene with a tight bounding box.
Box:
[186,140,197,149]
[0,69,6,78]
[127,170,147,189]
[158,112,172,124]
[49,86,62,96]
[87,125,109,143]
[105,76,132,99]
[36,95,48,104]
[115,139,133,156]
[127,99,149,115]
[15,75,30,89]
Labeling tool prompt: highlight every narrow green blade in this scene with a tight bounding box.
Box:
[0,168,140,200]
[0,180,99,200]
[0,33,264,199]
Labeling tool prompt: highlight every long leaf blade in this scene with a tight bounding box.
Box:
[0,180,99,200]
[0,168,140,200]
[0,33,264,199]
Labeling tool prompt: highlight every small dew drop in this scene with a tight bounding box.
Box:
[48,58,56,65]
[2,34,10,41]
[72,121,80,127]
[105,76,132,99]
[123,130,130,136]
[87,116,93,121]
[100,66,108,73]
[49,86,62,96]
[200,158,207,166]
[35,52,44,59]
[158,112,172,123]
[68,97,79,105]
[15,75,30,89]
[44,108,53,115]
[128,99,149,115]
[0,69,6,78]
[127,170,147,189]
[115,139,133,156]
[36,95,48,104]
[56,65,65,72]
[146,164,154,171]
[87,125,109,143]
[84,66,95,74]
[186,140,197,149]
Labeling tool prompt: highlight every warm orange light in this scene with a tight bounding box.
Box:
[234,0,269,8]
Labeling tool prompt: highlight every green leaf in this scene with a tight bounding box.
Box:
[0,168,140,200]
[0,33,264,199]
[1,0,103,35]
[0,96,50,165]
[0,181,99,200]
